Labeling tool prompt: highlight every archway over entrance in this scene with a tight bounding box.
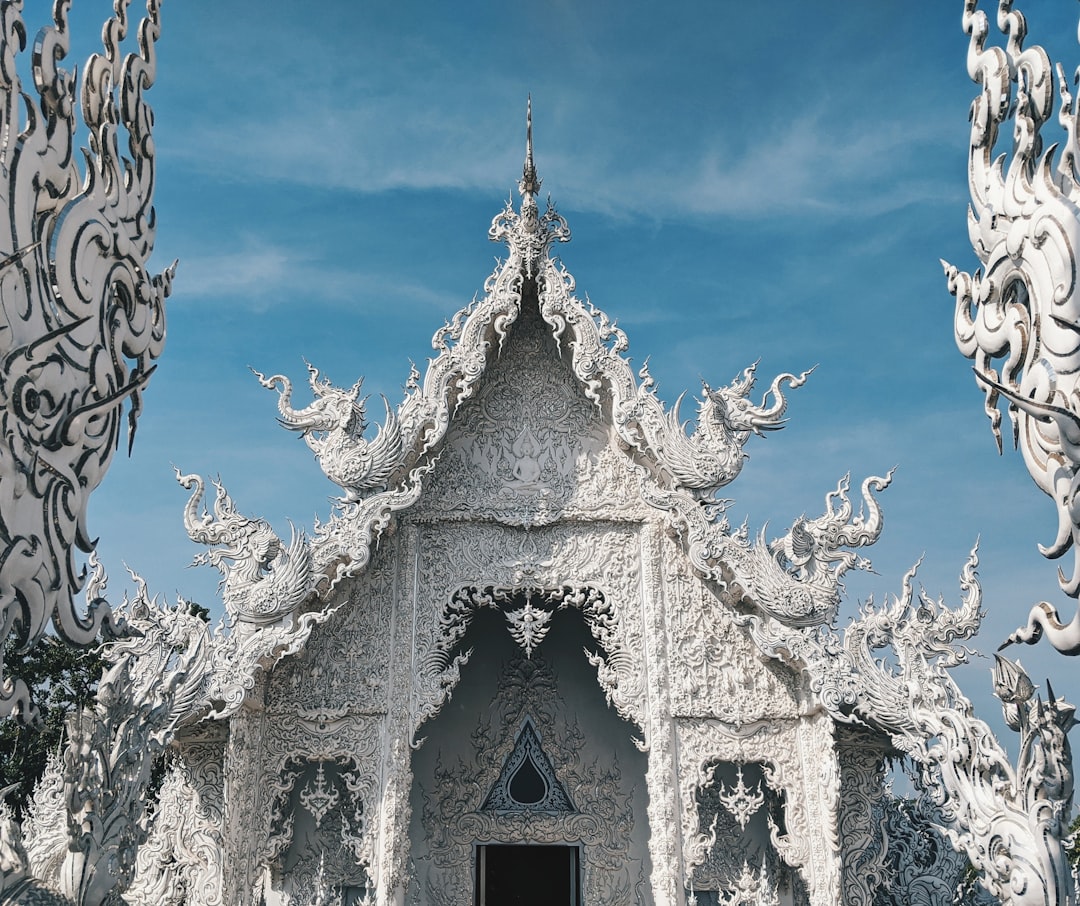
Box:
[407,604,652,905]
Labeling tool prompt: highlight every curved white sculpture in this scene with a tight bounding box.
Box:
[254,365,404,501]
[3,558,211,905]
[0,0,173,721]
[178,471,313,626]
[944,0,1080,651]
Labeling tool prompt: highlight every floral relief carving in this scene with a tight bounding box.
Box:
[256,713,383,881]
[676,716,842,906]
[689,761,799,903]
[258,756,370,904]
[265,544,395,718]
[415,296,643,526]
[661,536,803,723]
[125,736,227,906]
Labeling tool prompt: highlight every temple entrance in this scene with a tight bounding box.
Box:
[475,844,580,906]
[407,605,653,903]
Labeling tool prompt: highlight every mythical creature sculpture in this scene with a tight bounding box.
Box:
[0,0,173,722]
[943,0,1080,650]
[255,364,404,501]
[178,470,313,626]
[638,363,812,500]
[744,546,1076,904]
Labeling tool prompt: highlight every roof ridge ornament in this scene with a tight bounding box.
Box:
[488,97,571,278]
[520,95,541,206]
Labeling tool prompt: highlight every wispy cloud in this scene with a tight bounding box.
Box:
[174,235,463,313]
[165,89,962,223]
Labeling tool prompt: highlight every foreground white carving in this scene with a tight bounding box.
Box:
[0,0,173,722]
[41,115,1068,905]
[2,558,210,905]
[746,547,1075,905]
[944,0,1080,651]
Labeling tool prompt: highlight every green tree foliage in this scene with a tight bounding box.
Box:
[0,636,105,818]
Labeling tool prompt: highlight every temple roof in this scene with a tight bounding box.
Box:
[178,107,894,716]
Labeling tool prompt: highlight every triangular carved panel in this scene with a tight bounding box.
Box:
[415,296,643,525]
[481,717,575,813]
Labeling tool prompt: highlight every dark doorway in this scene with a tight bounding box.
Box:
[475,844,580,906]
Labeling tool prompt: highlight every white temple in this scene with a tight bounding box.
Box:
[115,114,1015,906]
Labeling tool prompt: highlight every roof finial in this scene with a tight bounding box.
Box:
[520,95,541,199]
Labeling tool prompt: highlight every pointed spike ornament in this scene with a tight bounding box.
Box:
[488,97,570,277]
[520,95,541,202]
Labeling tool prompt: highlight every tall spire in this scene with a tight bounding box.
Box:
[519,95,541,200]
[491,96,569,276]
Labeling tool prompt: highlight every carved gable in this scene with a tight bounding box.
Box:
[416,288,642,524]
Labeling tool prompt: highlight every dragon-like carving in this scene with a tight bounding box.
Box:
[640,471,891,627]
[178,470,313,626]
[254,364,404,501]
[0,0,173,722]
[943,0,1080,649]
[744,546,1075,904]
[639,363,812,499]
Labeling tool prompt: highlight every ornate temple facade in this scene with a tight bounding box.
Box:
[115,123,996,906]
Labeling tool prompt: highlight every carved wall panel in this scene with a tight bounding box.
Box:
[126,732,227,906]
[414,298,645,526]
[834,727,891,906]
[405,520,649,741]
[408,614,650,906]
[257,757,370,905]
[689,761,808,905]
[675,715,841,906]
[660,534,803,723]
[255,713,384,891]
[265,543,396,717]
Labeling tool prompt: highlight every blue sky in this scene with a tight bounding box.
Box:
[44,1,1080,727]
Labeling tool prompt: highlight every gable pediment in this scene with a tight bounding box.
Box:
[414,286,643,525]
[219,124,890,655]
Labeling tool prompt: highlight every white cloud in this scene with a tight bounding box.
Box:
[175,235,462,313]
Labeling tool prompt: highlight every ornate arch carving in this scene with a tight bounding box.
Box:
[407,521,649,745]
[676,716,841,906]
[412,653,644,906]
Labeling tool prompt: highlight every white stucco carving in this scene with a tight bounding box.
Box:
[746,546,1075,905]
[944,0,1080,650]
[255,365,404,502]
[0,0,172,724]
[412,653,644,906]
[6,40,1079,904]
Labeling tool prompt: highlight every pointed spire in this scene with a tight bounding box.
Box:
[519,95,541,200]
